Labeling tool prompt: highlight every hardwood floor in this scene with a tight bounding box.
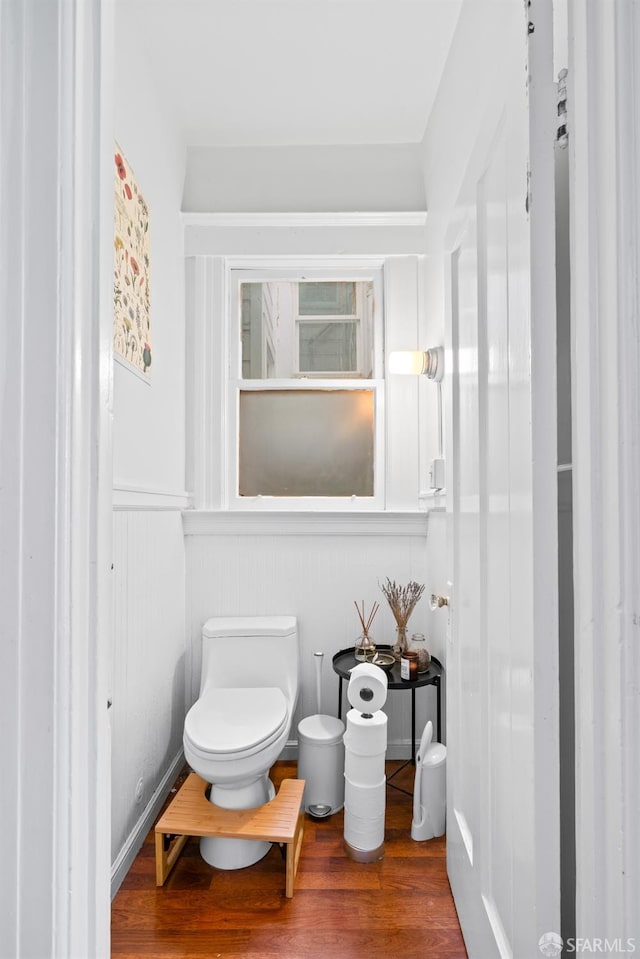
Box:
[111,761,468,959]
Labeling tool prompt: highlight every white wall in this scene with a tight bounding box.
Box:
[183,144,426,213]
[419,0,513,255]
[182,219,446,755]
[112,90,186,492]
[110,5,188,892]
[111,509,186,887]
[184,527,441,755]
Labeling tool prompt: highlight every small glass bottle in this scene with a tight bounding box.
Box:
[401,650,419,681]
[392,624,409,661]
[410,633,431,673]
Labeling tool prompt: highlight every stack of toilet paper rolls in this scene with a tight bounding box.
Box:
[343,662,388,862]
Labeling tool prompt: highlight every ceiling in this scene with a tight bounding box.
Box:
[123,0,463,148]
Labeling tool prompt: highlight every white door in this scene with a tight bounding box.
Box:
[445,2,560,956]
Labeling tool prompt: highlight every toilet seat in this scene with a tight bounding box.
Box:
[184,687,289,761]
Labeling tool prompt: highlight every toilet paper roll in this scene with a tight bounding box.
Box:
[344,807,386,838]
[344,808,385,850]
[344,778,387,818]
[347,663,388,713]
[344,708,388,757]
[345,749,387,787]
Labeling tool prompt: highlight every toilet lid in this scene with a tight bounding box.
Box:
[184,687,288,755]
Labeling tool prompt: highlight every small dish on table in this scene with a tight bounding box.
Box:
[371,652,395,672]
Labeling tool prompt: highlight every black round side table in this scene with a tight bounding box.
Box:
[331,646,443,763]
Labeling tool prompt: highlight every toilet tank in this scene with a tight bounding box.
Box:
[200,615,299,708]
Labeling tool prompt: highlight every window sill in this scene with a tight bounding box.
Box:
[181,510,430,537]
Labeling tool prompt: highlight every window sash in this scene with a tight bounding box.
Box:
[238,387,375,497]
[294,280,368,377]
[227,264,385,510]
[227,378,385,510]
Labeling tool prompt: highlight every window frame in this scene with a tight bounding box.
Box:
[227,263,385,510]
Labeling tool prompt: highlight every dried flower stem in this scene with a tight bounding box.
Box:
[380,578,425,628]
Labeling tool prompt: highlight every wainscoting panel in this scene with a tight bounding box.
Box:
[185,530,439,756]
[111,507,186,892]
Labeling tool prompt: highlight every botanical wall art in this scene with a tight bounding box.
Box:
[113,145,152,376]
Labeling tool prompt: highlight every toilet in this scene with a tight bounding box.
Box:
[183,615,299,870]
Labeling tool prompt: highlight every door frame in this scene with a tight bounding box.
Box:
[569,0,640,940]
[0,0,114,954]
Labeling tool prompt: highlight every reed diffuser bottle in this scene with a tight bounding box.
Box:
[354,600,379,661]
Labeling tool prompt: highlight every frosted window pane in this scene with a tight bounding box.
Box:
[298,282,355,315]
[299,322,357,372]
[239,390,374,497]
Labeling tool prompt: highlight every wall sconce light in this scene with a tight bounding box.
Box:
[388,347,444,382]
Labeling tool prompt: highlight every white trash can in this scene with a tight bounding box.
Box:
[297,713,345,818]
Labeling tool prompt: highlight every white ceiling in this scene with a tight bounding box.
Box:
[123,0,463,148]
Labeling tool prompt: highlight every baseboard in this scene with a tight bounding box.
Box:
[110,749,185,899]
[384,741,422,760]
[280,741,299,761]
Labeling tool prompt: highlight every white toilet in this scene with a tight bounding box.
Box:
[183,615,299,870]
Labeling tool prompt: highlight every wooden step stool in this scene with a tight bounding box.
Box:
[154,774,305,898]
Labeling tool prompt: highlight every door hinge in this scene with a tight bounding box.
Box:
[556,68,568,148]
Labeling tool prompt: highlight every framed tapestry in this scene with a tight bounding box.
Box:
[113,145,152,377]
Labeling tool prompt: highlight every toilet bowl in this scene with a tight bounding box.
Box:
[183,615,298,870]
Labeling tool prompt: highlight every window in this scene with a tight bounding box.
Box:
[185,246,427,517]
[229,267,384,507]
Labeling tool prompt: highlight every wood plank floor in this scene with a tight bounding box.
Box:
[111,761,468,959]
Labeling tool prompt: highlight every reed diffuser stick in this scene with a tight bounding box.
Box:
[353,600,379,635]
[365,601,379,633]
